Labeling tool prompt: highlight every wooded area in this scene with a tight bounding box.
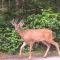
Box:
[0,0,60,54]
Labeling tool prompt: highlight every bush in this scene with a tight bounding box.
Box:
[0,9,60,54]
[24,9,60,41]
[24,9,60,29]
[0,26,23,54]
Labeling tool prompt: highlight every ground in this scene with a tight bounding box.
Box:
[0,50,60,60]
[0,55,60,60]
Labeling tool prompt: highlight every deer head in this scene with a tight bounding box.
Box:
[11,18,24,31]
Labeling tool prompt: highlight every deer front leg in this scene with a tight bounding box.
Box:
[19,42,26,56]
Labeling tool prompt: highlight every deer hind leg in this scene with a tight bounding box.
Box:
[51,41,60,56]
[42,41,51,57]
[19,42,26,56]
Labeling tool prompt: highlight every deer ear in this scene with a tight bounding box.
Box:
[11,18,17,26]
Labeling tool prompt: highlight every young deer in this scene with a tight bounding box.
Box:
[11,19,60,59]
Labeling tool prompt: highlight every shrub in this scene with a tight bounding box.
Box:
[0,9,60,54]
[24,9,60,41]
[0,27,23,54]
[24,9,60,30]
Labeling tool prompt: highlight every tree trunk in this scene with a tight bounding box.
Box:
[2,0,4,8]
[16,0,19,9]
[9,0,10,9]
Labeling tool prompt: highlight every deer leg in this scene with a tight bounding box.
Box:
[42,41,51,57]
[19,42,26,56]
[29,43,33,60]
[51,41,60,56]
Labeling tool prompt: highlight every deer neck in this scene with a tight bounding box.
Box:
[15,27,24,37]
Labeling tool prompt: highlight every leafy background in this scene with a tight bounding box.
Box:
[0,0,60,54]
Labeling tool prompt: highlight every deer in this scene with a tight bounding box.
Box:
[11,18,60,60]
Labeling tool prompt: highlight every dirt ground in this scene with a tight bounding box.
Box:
[0,55,60,60]
[0,50,60,60]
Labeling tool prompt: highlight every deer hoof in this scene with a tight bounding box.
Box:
[59,52,60,56]
[19,53,22,57]
[43,55,47,58]
[29,56,32,60]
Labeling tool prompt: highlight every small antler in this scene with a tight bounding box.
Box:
[11,18,18,25]
[19,20,24,27]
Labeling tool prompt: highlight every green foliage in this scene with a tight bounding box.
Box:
[0,15,4,24]
[24,9,60,30]
[24,9,60,42]
[0,0,60,54]
[0,9,60,54]
[0,27,23,54]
